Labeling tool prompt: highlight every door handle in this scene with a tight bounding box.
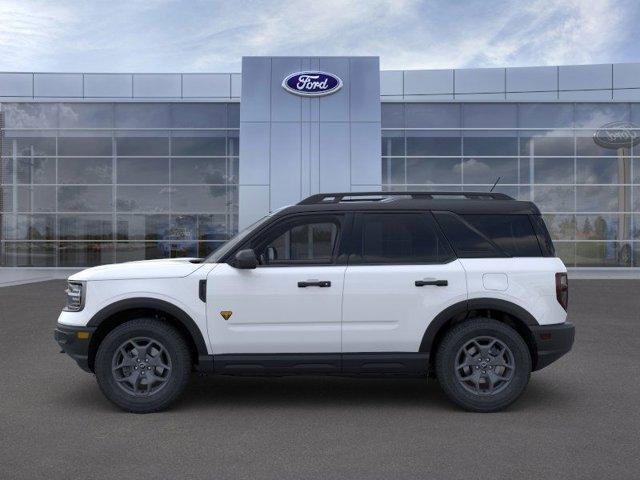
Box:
[298,280,331,288]
[415,279,448,287]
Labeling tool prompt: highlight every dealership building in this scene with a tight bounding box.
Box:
[1,56,640,271]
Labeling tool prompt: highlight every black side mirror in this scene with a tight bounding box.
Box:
[234,249,258,269]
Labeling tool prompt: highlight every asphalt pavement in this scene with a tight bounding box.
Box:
[1,279,639,479]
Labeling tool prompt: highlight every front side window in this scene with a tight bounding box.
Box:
[253,216,340,265]
[355,212,453,264]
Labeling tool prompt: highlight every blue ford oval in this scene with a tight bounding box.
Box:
[282,71,343,97]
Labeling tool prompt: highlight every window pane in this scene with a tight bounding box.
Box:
[2,104,58,128]
[361,213,453,263]
[462,214,541,256]
[171,186,229,213]
[59,242,115,267]
[406,158,461,184]
[381,130,404,156]
[576,157,629,184]
[16,157,56,184]
[1,157,12,183]
[382,103,404,128]
[116,186,170,212]
[575,242,631,267]
[116,158,169,184]
[227,130,239,157]
[196,214,228,240]
[576,186,630,212]
[3,136,56,156]
[59,103,113,128]
[554,242,575,266]
[171,158,227,184]
[1,186,13,211]
[13,214,55,240]
[228,104,240,127]
[518,104,574,129]
[267,222,337,262]
[532,186,575,212]
[17,185,56,212]
[463,104,517,128]
[575,214,629,241]
[171,134,226,156]
[58,137,113,156]
[574,103,630,128]
[406,131,461,156]
[463,157,517,184]
[406,104,460,128]
[116,136,168,156]
[382,158,405,185]
[542,214,576,240]
[463,136,518,156]
[58,158,112,184]
[170,103,227,128]
[533,158,574,184]
[58,214,113,240]
[115,242,169,262]
[58,186,113,212]
[114,104,170,128]
[519,134,574,156]
[576,135,630,156]
[116,214,170,240]
[1,242,56,267]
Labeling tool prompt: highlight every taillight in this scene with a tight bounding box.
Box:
[555,272,568,311]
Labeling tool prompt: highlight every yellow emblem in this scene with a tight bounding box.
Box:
[220,311,233,320]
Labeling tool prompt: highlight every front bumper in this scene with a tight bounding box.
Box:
[54,323,96,373]
[530,322,575,371]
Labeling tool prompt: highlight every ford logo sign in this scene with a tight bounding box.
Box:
[593,121,640,149]
[282,71,343,97]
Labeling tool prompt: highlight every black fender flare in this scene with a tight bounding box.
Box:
[87,297,208,356]
[419,298,538,353]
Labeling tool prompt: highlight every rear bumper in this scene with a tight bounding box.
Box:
[54,323,96,373]
[530,322,575,371]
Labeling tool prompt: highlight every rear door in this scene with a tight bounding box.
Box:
[341,211,467,353]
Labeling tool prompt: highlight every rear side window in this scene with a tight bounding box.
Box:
[354,212,454,264]
[530,215,556,257]
[462,215,541,257]
[433,212,503,258]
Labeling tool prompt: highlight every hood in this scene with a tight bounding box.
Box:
[69,258,205,281]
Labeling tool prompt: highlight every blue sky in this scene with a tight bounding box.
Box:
[0,0,638,72]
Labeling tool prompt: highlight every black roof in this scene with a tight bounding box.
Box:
[274,191,540,216]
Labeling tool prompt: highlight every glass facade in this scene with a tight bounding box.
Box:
[0,102,239,267]
[382,103,640,267]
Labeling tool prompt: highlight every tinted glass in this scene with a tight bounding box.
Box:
[462,215,542,257]
[260,221,338,264]
[359,213,453,263]
[434,212,502,258]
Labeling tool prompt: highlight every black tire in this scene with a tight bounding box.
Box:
[435,318,531,412]
[95,318,191,413]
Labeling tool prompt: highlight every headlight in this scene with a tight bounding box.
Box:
[63,281,85,312]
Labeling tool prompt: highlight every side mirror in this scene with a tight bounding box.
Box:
[234,249,258,269]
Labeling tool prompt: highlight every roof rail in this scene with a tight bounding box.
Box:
[297,191,513,205]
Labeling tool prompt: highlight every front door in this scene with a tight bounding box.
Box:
[207,214,347,354]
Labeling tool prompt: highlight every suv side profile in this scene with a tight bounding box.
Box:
[55,191,574,413]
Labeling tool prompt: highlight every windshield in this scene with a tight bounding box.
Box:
[204,215,272,263]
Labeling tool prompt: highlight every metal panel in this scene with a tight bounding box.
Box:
[319,57,350,122]
[455,68,504,94]
[0,73,33,97]
[133,74,181,97]
[380,70,403,96]
[239,185,270,230]
[84,74,132,97]
[34,73,83,97]
[455,93,505,100]
[240,57,271,122]
[558,89,612,100]
[182,74,230,98]
[613,63,640,89]
[559,64,611,91]
[506,91,558,100]
[404,69,453,95]
[506,66,557,92]
[319,122,350,192]
[351,122,381,186]
[270,122,302,210]
[238,122,270,185]
[270,57,302,122]
[613,89,640,101]
[349,57,381,122]
[403,94,454,101]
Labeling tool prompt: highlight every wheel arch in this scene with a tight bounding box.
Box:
[420,298,539,370]
[86,298,208,372]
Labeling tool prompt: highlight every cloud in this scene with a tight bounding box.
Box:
[0,0,636,72]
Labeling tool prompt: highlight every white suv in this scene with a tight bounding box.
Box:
[55,192,574,413]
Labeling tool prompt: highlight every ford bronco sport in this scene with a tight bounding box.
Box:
[55,191,574,413]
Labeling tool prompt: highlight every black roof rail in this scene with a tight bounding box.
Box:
[297,191,513,205]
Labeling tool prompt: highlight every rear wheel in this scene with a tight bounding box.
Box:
[95,318,191,413]
[435,318,531,412]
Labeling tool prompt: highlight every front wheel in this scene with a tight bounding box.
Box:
[95,319,191,413]
[435,318,531,412]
